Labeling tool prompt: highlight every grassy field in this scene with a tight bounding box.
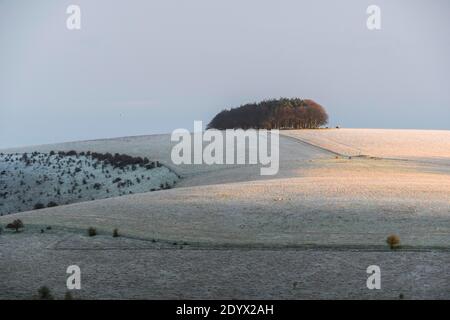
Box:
[1,129,450,299]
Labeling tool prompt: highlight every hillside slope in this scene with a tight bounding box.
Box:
[1,129,450,299]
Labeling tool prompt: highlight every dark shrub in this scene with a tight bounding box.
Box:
[37,286,54,300]
[113,228,119,237]
[112,177,122,184]
[386,235,400,249]
[6,219,24,232]
[47,201,58,208]
[88,227,97,237]
[33,203,45,210]
[93,183,102,190]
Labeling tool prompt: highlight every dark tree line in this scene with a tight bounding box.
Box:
[53,151,160,169]
[207,98,329,130]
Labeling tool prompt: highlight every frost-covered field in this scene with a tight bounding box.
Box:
[3,157,449,247]
[283,129,450,163]
[0,152,179,215]
[1,129,450,299]
[2,230,449,300]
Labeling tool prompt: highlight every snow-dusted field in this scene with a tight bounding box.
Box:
[283,129,450,164]
[0,152,179,215]
[2,230,449,300]
[1,129,450,299]
[2,157,450,248]
[1,134,256,179]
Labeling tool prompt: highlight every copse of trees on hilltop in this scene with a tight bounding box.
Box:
[207,98,328,130]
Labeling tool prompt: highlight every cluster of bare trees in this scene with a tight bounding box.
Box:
[207,98,328,130]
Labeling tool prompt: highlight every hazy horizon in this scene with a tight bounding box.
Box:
[1,0,450,149]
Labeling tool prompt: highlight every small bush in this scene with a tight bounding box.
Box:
[93,183,102,190]
[112,177,122,184]
[113,228,119,238]
[386,234,400,249]
[87,227,97,237]
[47,201,58,208]
[37,286,54,300]
[6,219,24,232]
[33,203,45,210]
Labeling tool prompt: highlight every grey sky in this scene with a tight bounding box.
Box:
[1,0,449,148]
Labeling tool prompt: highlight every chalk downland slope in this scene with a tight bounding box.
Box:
[0,152,179,215]
[2,129,450,247]
[1,129,450,299]
[282,128,450,163]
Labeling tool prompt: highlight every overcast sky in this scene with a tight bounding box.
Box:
[1,0,449,148]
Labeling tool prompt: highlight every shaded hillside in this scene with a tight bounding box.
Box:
[0,151,179,215]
